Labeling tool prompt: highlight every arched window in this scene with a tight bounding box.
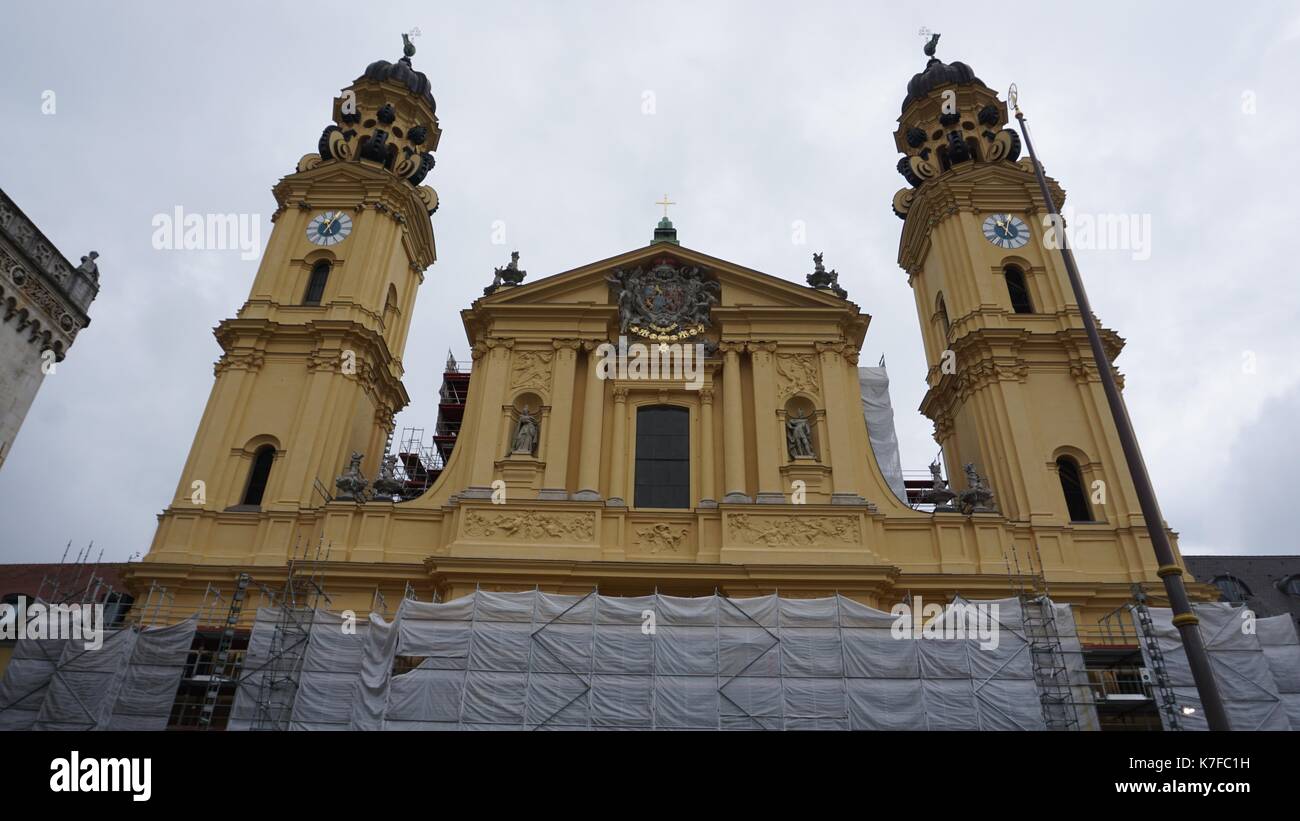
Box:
[383,284,399,331]
[936,293,951,339]
[303,261,331,305]
[242,445,275,506]
[1211,575,1251,603]
[1005,265,1033,314]
[1056,455,1092,522]
[634,406,690,509]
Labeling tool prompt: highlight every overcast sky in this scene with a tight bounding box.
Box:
[1,1,1297,563]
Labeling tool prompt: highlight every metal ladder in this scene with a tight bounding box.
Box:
[1131,584,1181,730]
[199,572,250,730]
[1022,594,1079,730]
[1017,542,1079,730]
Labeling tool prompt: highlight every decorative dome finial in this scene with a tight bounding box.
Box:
[402,32,416,61]
[924,32,940,59]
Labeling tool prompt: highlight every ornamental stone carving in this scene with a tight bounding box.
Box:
[334,451,369,501]
[510,349,553,395]
[958,463,996,513]
[727,513,860,547]
[606,256,719,342]
[463,509,595,542]
[634,523,690,554]
[775,353,819,401]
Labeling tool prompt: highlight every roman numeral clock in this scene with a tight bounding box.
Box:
[982,213,1029,249]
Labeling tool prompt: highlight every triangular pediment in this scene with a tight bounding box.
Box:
[478,243,858,312]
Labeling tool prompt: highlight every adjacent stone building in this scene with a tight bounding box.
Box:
[0,188,99,469]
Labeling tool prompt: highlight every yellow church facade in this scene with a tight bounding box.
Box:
[130,41,1214,632]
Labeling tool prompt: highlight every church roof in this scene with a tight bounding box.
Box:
[901,56,987,113]
[476,242,859,314]
[360,36,436,111]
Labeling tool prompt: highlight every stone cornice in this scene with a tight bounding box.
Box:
[919,325,1126,422]
[0,188,97,325]
[213,316,410,412]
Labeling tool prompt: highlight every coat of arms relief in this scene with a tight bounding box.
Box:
[606,257,719,343]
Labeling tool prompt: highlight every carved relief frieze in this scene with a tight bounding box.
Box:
[726,512,860,547]
[463,508,595,542]
[510,349,554,395]
[775,353,820,401]
[633,522,690,555]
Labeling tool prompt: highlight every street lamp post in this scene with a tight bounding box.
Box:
[1009,85,1231,731]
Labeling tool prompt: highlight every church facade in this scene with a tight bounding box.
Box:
[130,40,1214,632]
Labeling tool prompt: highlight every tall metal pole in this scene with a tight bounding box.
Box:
[1010,88,1231,731]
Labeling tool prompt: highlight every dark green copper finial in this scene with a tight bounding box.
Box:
[402,33,416,60]
[924,33,940,59]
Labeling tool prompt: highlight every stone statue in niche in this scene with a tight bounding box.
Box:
[511,406,539,455]
[786,410,815,459]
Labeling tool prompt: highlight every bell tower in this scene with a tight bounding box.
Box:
[891,36,1157,564]
[148,37,441,564]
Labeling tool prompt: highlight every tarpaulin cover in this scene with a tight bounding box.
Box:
[336,590,1050,731]
[1256,615,1300,730]
[0,618,195,731]
[1053,601,1101,732]
[858,366,909,505]
[1132,602,1293,731]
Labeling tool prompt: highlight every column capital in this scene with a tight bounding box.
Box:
[718,341,746,356]
[699,387,714,404]
[553,338,583,352]
[746,341,779,355]
[613,386,629,402]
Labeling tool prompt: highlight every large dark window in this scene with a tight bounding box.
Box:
[303,261,331,305]
[634,406,690,509]
[1056,455,1092,522]
[242,445,275,506]
[1005,265,1034,314]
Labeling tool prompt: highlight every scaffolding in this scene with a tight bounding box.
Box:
[1020,543,1080,730]
[249,538,333,731]
[1129,584,1183,730]
[197,573,251,730]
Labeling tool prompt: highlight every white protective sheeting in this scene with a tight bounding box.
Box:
[228,607,368,731]
[343,590,1049,731]
[858,367,909,505]
[0,619,195,731]
[0,638,67,730]
[1133,602,1292,731]
[1256,615,1300,730]
[1053,602,1101,732]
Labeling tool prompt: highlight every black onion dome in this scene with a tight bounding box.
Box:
[361,56,436,112]
[902,57,985,113]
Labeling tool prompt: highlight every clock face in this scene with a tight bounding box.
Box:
[307,211,353,246]
[982,214,1029,249]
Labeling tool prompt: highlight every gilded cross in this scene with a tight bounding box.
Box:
[655,194,676,219]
